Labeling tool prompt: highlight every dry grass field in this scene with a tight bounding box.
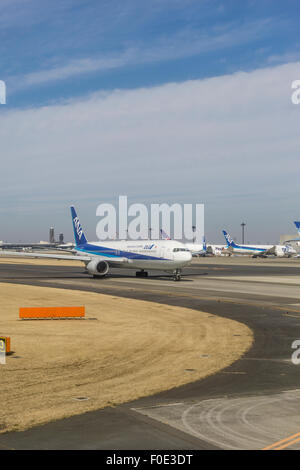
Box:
[0,283,252,433]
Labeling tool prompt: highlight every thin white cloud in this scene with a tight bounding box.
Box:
[267,51,300,65]
[18,53,134,87]
[0,0,81,29]
[9,17,280,92]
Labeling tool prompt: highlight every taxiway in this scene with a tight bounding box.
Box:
[0,258,300,449]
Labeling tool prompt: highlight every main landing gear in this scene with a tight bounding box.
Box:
[173,269,182,281]
[136,269,182,281]
[136,270,148,277]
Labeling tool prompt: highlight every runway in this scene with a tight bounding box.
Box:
[1,258,300,449]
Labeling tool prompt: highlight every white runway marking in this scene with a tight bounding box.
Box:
[134,391,300,450]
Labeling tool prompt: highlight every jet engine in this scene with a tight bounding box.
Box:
[86,259,109,276]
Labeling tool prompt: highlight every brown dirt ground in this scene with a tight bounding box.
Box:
[0,283,253,433]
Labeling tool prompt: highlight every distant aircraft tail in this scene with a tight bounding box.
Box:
[222,230,236,247]
[160,229,171,240]
[203,236,207,252]
[70,206,88,246]
[294,221,300,235]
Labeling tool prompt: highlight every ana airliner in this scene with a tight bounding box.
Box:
[0,207,192,281]
[222,230,296,257]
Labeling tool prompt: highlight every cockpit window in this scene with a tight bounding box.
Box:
[173,248,190,252]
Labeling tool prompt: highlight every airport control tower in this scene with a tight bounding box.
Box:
[49,227,55,244]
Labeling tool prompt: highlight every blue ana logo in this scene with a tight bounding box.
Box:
[224,233,233,244]
[144,244,155,250]
[73,217,83,239]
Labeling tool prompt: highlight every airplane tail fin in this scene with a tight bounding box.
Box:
[70,206,88,246]
[294,221,300,235]
[160,229,171,240]
[222,230,236,247]
[203,236,207,252]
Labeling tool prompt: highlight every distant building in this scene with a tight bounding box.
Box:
[280,235,299,245]
[59,233,64,243]
[49,227,55,244]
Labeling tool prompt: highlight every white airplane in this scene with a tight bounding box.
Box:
[185,237,230,257]
[0,207,192,281]
[222,230,296,258]
[185,237,207,256]
[206,244,228,256]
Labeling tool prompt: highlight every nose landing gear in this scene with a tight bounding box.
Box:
[173,269,182,281]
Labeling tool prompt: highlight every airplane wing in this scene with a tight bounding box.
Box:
[0,250,128,264]
[259,246,276,256]
[0,250,91,262]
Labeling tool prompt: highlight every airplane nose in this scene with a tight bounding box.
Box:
[176,251,192,264]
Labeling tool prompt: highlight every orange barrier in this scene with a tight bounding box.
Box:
[0,336,11,353]
[19,306,85,319]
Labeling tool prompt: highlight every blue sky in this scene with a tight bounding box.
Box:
[3,0,300,108]
[1,0,300,243]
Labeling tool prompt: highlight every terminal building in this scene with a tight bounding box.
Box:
[280,234,300,247]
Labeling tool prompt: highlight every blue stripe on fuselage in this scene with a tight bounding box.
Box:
[233,244,266,252]
[75,243,168,261]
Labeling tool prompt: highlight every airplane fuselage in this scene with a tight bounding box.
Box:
[226,243,296,257]
[228,244,273,255]
[74,239,192,270]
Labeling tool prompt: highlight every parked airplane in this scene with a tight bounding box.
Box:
[0,207,192,281]
[206,244,228,256]
[185,237,207,256]
[222,230,296,257]
[185,237,231,257]
[160,229,171,240]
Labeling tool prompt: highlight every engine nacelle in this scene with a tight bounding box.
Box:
[86,259,109,276]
